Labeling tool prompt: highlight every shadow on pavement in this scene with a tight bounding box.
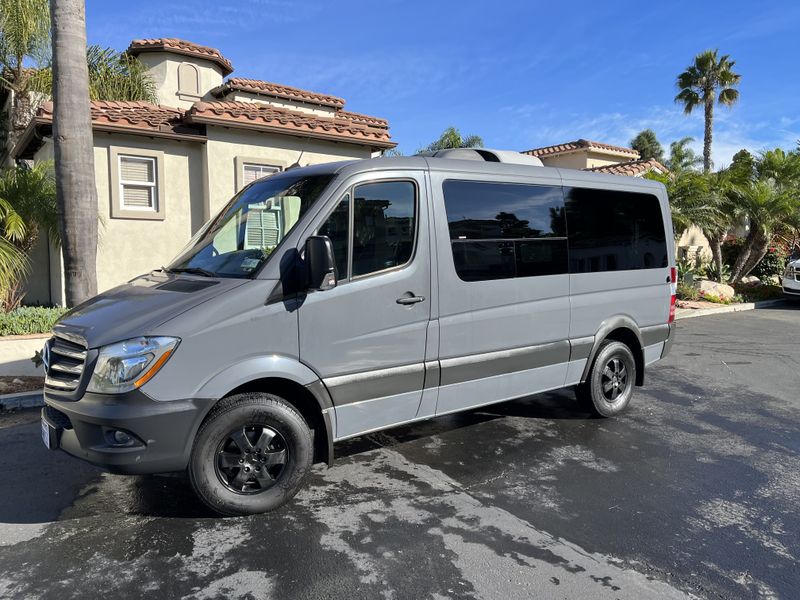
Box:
[1,389,593,523]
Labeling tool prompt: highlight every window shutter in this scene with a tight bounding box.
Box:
[243,165,261,185]
[120,157,154,183]
[122,186,154,208]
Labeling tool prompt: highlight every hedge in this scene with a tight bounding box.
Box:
[0,306,68,336]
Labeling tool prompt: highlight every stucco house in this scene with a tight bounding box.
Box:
[13,38,395,306]
[524,139,709,259]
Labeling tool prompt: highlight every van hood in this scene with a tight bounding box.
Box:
[52,272,248,349]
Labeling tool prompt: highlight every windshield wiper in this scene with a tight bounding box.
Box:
[169,267,217,278]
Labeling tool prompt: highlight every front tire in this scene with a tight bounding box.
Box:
[575,340,637,418]
[189,392,313,516]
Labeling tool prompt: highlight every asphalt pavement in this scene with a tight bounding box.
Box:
[1,304,799,599]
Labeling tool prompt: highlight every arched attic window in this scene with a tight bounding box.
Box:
[178,62,200,97]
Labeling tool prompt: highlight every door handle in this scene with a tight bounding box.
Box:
[396,294,425,305]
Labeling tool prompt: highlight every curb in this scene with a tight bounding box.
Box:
[0,390,44,411]
[675,298,786,320]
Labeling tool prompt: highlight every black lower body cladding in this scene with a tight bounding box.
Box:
[42,389,215,474]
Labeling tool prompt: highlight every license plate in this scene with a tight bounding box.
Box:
[41,417,56,450]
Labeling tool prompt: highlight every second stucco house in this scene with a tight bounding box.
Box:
[14,38,395,306]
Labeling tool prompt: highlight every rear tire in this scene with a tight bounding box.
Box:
[189,392,313,516]
[575,340,637,418]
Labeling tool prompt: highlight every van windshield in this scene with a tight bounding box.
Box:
[168,173,335,278]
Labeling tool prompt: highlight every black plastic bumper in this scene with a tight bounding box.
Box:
[42,389,215,474]
[661,322,677,359]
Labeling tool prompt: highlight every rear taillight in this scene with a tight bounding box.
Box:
[668,266,677,323]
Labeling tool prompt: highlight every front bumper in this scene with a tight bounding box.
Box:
[42,389,215,474]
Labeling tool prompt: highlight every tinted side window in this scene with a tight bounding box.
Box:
[565,187,667,273]
[443,180,567,281]
[318,194,350,278]
[352,181,416,277]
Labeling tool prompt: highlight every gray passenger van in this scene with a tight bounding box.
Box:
[40,149,676,515]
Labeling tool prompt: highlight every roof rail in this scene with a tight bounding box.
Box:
[416,148,544,166]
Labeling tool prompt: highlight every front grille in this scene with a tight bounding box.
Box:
[43,405,73,430]
[44,335,87,392]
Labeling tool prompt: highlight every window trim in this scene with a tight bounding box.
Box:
[314,177,419,285]
[235,156,285,191]
[109,146,166,220]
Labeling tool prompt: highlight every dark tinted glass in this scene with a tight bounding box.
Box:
[565,187,668,273]
[443,180,568,281]
[318,194,349,278]
[352,181,416,277]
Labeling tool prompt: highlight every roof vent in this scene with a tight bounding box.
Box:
[418,148,544,166]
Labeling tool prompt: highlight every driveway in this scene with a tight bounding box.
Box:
[1,305,798,599]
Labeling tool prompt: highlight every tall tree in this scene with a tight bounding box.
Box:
[667,137,703,172]
[420,126,483,153]
[50,0,97,305]
[0,0,51,154]
[630,129,664,162]
[675,49,741,172]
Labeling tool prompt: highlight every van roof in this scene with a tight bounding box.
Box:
[287,155,665,193]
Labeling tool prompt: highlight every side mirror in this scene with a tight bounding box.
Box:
[305,235,337,291]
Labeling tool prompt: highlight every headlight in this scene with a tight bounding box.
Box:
[87,336,180,394]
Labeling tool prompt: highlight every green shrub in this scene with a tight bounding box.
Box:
[751,247,787,280]
[676,282,700,301]
[0,306,68,336]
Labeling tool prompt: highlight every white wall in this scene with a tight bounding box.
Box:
[137,53,224,108]
[204,126,372,216]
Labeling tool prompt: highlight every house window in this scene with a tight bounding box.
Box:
[243,163,281,186]
[119,155,157,211]
[109,147,165,220]
[178,63,200,97]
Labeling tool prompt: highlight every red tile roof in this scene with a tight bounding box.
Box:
[15,98,395,158]
[34,100,202,136]
[187,101,395,148]
[337,110,389,129]
[127,38,234,75]
[524,139,639,158]
[213,77,345,109]
[584,159,668,176]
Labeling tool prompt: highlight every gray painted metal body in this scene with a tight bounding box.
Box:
[43,155,676,471]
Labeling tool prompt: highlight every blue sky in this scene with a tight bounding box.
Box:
[86,0,800,166]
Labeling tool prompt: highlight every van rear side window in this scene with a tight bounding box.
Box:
[443,180,568,281]
[565,187,668,273]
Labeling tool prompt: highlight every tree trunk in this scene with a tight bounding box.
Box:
[737,233,770,282]
[729,228,759,283]
[708,234,724,282]
[50,0,98,306]
[703,94,713,173]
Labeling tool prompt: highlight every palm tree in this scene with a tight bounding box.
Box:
[31,45,157,102]
[0,161,57,309]
[675,50,741,172]
[420,126,483,153]
[667,137,703,172]
[728,179,797,282]
[630,129,664,162]
[50,0,97,305]
[0,0,51,154]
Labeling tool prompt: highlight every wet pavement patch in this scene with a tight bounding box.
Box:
[1,308,799,599]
